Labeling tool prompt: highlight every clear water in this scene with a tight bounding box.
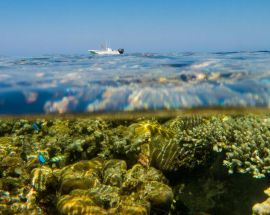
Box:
[0,51,270,114]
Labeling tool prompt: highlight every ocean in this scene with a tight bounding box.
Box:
[0,51,270,114]
[0,51,270,215]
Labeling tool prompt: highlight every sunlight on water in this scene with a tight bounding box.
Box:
[0,51,270,114]
[1,52,270,215]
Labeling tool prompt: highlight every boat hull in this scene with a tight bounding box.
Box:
[88,50,121,55]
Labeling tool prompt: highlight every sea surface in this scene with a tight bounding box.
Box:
[0,51,270,114]
[1,52,270,215]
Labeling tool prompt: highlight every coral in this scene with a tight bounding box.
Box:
[31,166,53,192]
[88,184,120,209]
[57,158,173,215]
[103,159,127,187]
[122,164,168,191]
[1,157,25,179]
[165,116,206,131]
[214,115,270,178]
[138,116,225,171]
[49,119,71,136]
[58,188,150,215]
[166,115,270,178]
[142,136,182,171]
[138,181,174,210]
[0,136,13,145]
[118,197,150,215]
[12,119,33,135]
[1,115,270,214]
[59,159,103,195]
[108,120,181,172]
[57,189,107,215]
[25,188,43,213]
[45,119,108,163]
[132,120,174,138]
[253,187,270,215]
[65,139,86,153]
[110,120,174,156]
[71,118,109,135]
[176,116,229,169]
[0,120,14,135]
[0,137,18,162]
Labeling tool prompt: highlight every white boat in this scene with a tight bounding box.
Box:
[88,43,124,55]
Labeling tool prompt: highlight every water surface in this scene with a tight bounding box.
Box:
[0,51,270,114]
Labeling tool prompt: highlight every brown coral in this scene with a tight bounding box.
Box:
[57,158,173,215]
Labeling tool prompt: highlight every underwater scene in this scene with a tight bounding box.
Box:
[0,52,270,215]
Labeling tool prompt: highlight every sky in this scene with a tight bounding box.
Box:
[1,0,270,55]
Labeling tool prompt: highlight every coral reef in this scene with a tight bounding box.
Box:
[0,115,270,214]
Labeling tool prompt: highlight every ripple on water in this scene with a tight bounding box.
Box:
[0,52,270,114]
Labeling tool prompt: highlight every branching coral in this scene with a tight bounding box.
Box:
[213,115,270,178]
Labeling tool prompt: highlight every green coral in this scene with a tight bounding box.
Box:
[214,115,270,178]
[167,115,270,178]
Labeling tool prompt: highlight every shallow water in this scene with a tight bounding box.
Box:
[0,51,270,114]
[1,51,270,214]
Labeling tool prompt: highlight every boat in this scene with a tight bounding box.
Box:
[88,43,124,55]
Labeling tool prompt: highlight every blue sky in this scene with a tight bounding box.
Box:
[1,0,270,55]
